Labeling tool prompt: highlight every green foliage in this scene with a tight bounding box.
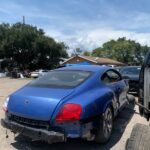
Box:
[0,22,68,70]
[92,37,149,65]
[82,51,91,56]
[0,23,10,58]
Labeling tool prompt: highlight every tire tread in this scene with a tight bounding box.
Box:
[126,123,150,150]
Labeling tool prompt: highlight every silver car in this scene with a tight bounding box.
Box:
[31,69,48,78]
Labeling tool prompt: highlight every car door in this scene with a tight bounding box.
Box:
[101,69,128,109]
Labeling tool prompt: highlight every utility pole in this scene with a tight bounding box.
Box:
[23,16,25,24]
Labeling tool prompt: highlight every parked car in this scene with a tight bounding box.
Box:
[1,65,129,144]
[120,66,141,93]
[23,70,31,78]
[11,68,21,78]
[0,71,6,78]
[30,69,48,78]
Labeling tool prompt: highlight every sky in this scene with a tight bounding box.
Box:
[0,0,150,54]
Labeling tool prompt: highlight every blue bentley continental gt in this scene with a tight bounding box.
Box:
[1,65,129,144]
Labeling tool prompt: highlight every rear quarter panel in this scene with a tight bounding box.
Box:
[51,72,114,123]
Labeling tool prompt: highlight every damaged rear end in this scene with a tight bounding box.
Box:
[1,86,74,143]
[1,70,93,143]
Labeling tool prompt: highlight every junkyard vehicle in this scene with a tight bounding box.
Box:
[23,70,31,78]
[120,66,141,93]
[0,71,6,78]
[126,52,150,150]
[1,65,129,144]
[11,68,20,78]
[30,69,48,78]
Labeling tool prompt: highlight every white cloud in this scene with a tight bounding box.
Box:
[1,0,150,56]
[46,27,150,55]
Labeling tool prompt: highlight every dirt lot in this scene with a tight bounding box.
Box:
[0,78,149,150]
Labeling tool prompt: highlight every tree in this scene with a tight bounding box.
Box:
[82,51,91,56]
[0,22,68,70]
[71,48,83,56]
[92,37,149,65]
[0,23,10,59]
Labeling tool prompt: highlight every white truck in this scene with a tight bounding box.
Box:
[126,51,150,150]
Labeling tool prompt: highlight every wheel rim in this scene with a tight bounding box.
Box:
[103,108,113,139]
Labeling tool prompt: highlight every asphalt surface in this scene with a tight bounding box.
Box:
[0,78,149,150]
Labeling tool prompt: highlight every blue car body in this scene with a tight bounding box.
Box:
[1,65,129,143]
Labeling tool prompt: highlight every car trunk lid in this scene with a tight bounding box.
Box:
[8,86,74,121]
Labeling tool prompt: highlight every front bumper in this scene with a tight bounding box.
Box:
[1,119,65,143]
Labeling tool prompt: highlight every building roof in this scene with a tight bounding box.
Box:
[83,56,124,65]
[62,55,125,66]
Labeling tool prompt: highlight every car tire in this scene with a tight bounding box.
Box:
[94,106,113,143]
[126,123,150,150]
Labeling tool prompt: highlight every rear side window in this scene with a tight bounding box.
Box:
[101,70,121,84]
[28,70,92,88]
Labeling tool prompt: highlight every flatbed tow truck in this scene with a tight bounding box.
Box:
[126,51,150,150]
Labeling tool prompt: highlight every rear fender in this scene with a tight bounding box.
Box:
[102,96,117,118]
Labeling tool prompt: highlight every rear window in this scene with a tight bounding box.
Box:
[28,70,92,88]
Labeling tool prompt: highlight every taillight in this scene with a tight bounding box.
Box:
[2,97,9,112]
[55,103,82,123]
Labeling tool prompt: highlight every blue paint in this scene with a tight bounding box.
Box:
[7,65,128,138]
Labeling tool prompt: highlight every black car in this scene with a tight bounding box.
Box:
[120,66,141,93]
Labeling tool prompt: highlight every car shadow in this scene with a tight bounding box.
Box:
[11,103,135,150]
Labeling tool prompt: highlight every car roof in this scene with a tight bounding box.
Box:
[56,65,112,73]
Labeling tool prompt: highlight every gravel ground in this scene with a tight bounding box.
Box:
[0,78,149,150]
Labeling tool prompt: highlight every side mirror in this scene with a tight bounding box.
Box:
[122,76,130,85]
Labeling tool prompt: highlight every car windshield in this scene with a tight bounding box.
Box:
[121,67,141,75]
[28,70,92,88]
